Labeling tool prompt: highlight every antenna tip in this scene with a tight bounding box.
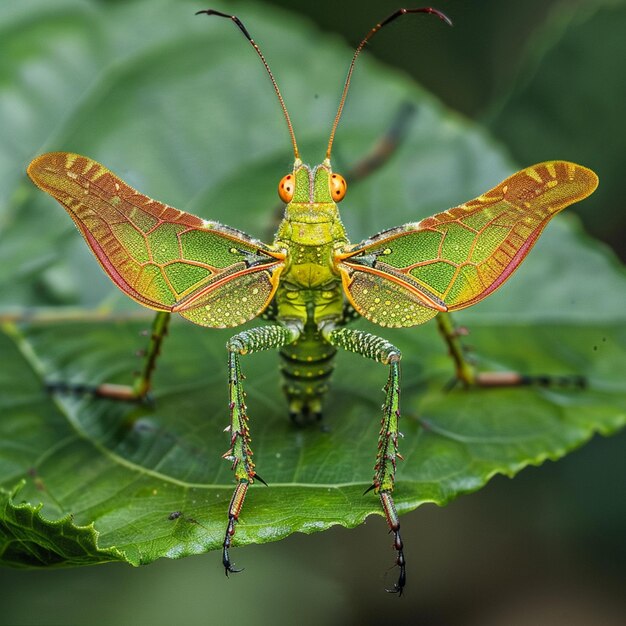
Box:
[430,8,453,27]
[441,15,453,27]
[195,9,229,18]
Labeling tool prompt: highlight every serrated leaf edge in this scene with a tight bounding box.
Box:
[1,480,128,567]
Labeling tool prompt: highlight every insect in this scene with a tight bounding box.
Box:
[27,8,598,595]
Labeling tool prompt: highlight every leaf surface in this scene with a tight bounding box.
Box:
[0,0,624,566]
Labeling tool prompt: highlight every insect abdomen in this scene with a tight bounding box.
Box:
[279,323,336,422]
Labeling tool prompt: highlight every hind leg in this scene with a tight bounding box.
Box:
[436,312,585,389]
[47,311,171,402]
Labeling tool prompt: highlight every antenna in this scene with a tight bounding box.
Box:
[325,7,452,160]
[197,9,300,159]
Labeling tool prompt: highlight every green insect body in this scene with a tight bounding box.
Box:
[274,161,348,419]
[26,7,599,595]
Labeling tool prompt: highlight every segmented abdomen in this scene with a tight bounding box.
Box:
[279,323,336,421]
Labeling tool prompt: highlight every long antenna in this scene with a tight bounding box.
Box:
[325,7,452,161]
[196,9,300,160]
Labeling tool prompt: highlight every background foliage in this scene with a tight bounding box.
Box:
[1,0,624,624]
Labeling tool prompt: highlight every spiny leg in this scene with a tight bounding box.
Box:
[47,311,172,402]
[222,322,302,575]
[436,312,586,389]
[435,312,475,387]
[321,324,405,595]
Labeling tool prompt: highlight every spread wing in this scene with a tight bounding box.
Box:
[28,152,285,328]
[337,161,598,328]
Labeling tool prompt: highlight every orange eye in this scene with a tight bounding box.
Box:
[278,174,294,202]
[330,173,347,202]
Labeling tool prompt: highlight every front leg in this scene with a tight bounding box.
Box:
[222,322,301,575]
[321,323,405,595]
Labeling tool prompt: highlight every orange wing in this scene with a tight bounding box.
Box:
[337,162,598,327]
[28,152,285,328]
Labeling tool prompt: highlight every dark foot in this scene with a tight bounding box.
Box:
[385,528,406,596]
[45,380,153,404]
[445,371,586,390]
[222,551,243,576]
[222,516,244,576]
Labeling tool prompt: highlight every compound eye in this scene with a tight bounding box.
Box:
[278,174,295,202]
[330,173,347,202]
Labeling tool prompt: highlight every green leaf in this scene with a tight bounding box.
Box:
[1,313,625,566]
[1,0,624,567]
[0,482,124,567]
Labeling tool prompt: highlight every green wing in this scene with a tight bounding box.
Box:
[28,153,284,328]
[337,161,598,328]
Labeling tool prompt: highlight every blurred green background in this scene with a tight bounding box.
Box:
[1,0,624,624]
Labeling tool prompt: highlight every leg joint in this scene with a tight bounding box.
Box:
[323,326,401,364]
[226,322,301,355]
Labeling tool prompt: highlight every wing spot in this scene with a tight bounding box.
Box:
[526,168,543,183]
